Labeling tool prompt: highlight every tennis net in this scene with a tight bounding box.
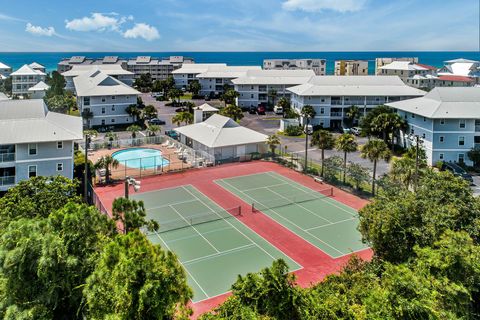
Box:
[252,187,333,212]
[150,206,242,234]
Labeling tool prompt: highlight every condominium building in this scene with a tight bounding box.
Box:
[196,66,261,96]
[387,87,480,166]
[438,58,480,83]
[288,76,425,129]
[10,64,46,97]
[378,61,437,83]
[334,60,369,76]
[29,62,46,74]
[126,56,194,81]
[73,69,140,128]
[0,99,83,192]
[28,81,50,99]
[172,63,227,89]
[62,64,134,91]
[232,70,315,108]
[58,55,194,81]
[263,59,326,76]
[375,57,418,75]
[0,62,12,80]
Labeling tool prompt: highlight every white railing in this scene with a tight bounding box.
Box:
[0,176,15,186]
[0,153,15,163]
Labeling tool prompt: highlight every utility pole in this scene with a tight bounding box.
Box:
[414,135,420,190]
[304,116,310,172]
[83,133,89,203]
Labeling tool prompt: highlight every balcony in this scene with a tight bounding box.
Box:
[330,112,343,117]
[259,86,267,92]
[331,100,342,105]
[0,153,15,163]
[0,176,15,187]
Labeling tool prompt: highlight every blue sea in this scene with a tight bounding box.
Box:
[0,52,478,74]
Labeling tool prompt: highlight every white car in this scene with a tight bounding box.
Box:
[273,105,283,114]
[350,127,361,136]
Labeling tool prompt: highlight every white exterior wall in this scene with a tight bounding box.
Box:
[235,84,293,108]
[12,74,46,95]
[77,94,138,128]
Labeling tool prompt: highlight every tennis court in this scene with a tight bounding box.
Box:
[216,172,368,258]
[131,184,301,303]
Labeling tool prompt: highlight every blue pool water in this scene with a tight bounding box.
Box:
[112,148,169,169]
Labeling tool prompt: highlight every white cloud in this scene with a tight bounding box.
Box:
[65,13,122,32]
[25,23,55,36]
[123,23,160,41]
[282,0,367,13]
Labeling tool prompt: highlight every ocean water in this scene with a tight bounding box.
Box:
[0,52,478,74]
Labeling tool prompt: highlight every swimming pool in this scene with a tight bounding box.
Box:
[112,148,169,169]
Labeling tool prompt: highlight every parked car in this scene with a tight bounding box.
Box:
[257,105,266,115]
[148,118,166,125]
[350,127,361,136]
[165,130,178,140]
[273,105,284,115]
[204,95,211,101]
[248,106,257,114]
[342,127,351,134]
[441,162,474,184]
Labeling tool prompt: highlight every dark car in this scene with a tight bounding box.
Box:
[257,105,266,115]
[148,118,166,125]
[204,95,211,101]
[165,130,178,140]
[248,106,257,114]
[441,162,474,184]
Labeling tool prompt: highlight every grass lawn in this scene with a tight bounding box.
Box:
[277,131,306,139]
[179,93,193,100]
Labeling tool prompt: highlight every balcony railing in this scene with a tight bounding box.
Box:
[330,112,343,117]
[331,100,342,105]
[0,176,15,186]
[0,153,15,163]
[475,125,480,132]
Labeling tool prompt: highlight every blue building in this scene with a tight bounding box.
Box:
[387,87,480,166]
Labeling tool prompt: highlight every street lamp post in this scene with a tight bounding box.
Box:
[304,116,311,172]
[124,176,141,199]
[83,134,90,203]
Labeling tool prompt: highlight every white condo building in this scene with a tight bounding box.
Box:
[196,66,261,96]
[232,70,315,108]
[126,56,194,81]
[0,62,12,80]
[387,87,480,166]
[0,99,83,192]
[263,59,326,76]
[62,64,134,91]
[172,63,227,89]
[288,76,425,129]
[73,69,140,128]
[438,58,480,84]
[10,64,46,96]
[375,57,418,75]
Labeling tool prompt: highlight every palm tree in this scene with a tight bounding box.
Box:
[311,130,335,177]
[171,113,183,127]
[219,104,244,121]
[146,124,160,136]
[390,156,415,189]
[172,112,193,126]
[105,131,118,148]
[94,155,119,184]
[126,105,141,122]
[345,105,360,127]
[268,89,278,108]
[360,139,391,195]
[81,109,94,128]
[335,133,358,184]
[266,134,281,158]
[126,125,141,139]
[277,97,290,118]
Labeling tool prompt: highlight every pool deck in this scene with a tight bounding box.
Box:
[89,144,192,183]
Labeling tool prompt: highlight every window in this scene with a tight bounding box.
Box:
[459,136,465,146]
[101,107,105,114]
[84,97,90,106]
[411,113,415,118]
[459,120,466,128]
[439,153,444,160]
[57,141,63,149]
[101,119,106,125]
[439,136,444,143]
[320,108,325,115]
[28,165,37,178]
[422,133,426,139]
[111,96,115,100]
[440,119,445,125]
[458,153,465,163]
[56,163,63,171]
[101,97,106,102]
[28,144,37,155]
[410,128,414,134]
[423,117,426,122]
[111,105,115,111]
[111,119,115,123]
[321,99,325,103]
[251,94,254,99]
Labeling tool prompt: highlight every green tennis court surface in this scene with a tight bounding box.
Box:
[216,172,368,258]
[131,185,301,303]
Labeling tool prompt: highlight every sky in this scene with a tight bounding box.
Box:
[0,0,478,52]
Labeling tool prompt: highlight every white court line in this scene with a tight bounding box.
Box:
[147,198,198,212]
[304,217,357,232]
[265,172,357,217]
[219,179,345,257]
[182,244,256,266]
[169,204,220,253]
[164,226,234,244]
[183,185,282,263]
[151,230,210,299]
[242,182,290,193]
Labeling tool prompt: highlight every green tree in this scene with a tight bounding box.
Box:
[360,138,391,195]
[345,105,360,128]
[268,88,278,107]
[0,77,12,95]
[126,124,142,139]
[143,104,157,120]
[323,156,343,181]
[359,169,480,263]
[133,73,153,92]
[0,176,80,227]
[468,147,480,168]
[360,105,406,147]
[111,197,159,234]
[83,230,192,319]
[126,104,141,122]
[266,134,281,157]
[277,97,291,118]
[219,104,244,121]
[221,89,240,106]
[146,124,161,136]
[45,71,66,98]
[335,133,358,184]
[347,162,370,190]
[172,111,193,126]
[390,155,416,189]
[44,91,76,114]
[311,130,335,177]
[188,80,202,96]
[168,88,183,106]
[94,155,119,184]
[300,104,316,120]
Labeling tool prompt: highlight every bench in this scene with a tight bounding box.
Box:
[314,177,323,184]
